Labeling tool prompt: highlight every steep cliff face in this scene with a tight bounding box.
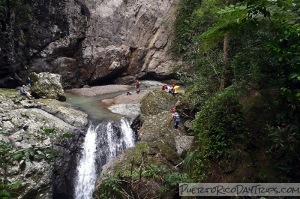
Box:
[0,0,179,88]
[0,0,89,88]
[81,0,179,85]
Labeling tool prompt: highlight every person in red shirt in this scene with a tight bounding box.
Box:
[135,80,141,94]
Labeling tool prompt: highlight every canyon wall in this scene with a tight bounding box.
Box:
[0,0,180,88]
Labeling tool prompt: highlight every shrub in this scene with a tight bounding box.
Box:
[187,86,247,180]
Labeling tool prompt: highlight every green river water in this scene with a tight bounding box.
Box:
[65,91,126,124]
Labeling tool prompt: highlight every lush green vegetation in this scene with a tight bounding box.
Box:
[95,140,189,199]
[99,163,189,199]
[174,0,300,182]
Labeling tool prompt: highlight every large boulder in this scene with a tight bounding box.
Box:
[139,89,193,156]
[140,89,178,116]
[0,89,88,199]
[30,72,66,101]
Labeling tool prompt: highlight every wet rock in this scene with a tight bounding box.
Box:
[108,104,141,119]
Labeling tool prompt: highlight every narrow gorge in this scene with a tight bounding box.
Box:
[0,0,185,196]
[1,0,299,198]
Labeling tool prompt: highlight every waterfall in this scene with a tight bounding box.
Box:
[74,118,135,199]
[74,125,98,199]
[106,119,135,161]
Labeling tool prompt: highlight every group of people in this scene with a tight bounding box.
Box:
[161,83,180,96]
[161,84,182,129]
[161,83,182,129]
[127,80,181,132]
[131,80,180,96]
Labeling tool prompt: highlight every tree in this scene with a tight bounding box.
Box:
[221,0,231,89]
[183,0,300,182]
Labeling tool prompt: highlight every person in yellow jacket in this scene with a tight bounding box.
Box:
[173,85,180,95]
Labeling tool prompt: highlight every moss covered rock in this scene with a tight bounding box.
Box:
[93,141,183,199]
[140,89,179,116]
[138,111,177,150]
[30,72,66,101]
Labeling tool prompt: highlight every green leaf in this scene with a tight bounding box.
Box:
[9,182,21,189]
[12,152,23,161]
[60,132,74,139]
[28,155,34,162]
[35,154,46,159]
[28,148,35,156]
[289,73,299,80]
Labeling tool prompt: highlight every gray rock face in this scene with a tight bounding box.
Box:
[0,0,180,88]
[82,0,180,84]
[0,90,88,199]
[30,72,66,101]
[0,0,89,88]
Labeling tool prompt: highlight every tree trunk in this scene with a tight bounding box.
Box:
[220,0,231,90]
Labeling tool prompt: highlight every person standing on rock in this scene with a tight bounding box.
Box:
[26,77,32,88]
[135,80,141,94]
[170,108,180,130]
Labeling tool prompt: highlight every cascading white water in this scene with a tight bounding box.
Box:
[106,119,135,161]
[74,125,98,199]
[120,119,135,148]
[74,118,135,199]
